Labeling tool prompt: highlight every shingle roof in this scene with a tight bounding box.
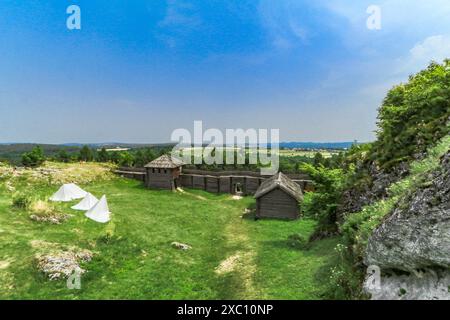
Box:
[144,155,185,169]
[254,172,303,201]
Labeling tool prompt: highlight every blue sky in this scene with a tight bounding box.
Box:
[1,0,450,143]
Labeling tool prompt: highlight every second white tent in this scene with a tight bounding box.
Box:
[71,193,99,211]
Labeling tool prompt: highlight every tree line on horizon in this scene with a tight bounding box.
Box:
[19,145,170,168]
[17,143,347,175]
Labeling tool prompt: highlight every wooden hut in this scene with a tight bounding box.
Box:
[254,172,303,220]
[144,155,184,190]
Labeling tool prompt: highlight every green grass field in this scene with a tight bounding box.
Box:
[0,164,341,299]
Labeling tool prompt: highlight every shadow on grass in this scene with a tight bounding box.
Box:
[241,211,256,220]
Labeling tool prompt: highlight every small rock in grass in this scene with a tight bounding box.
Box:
[171,242,192,250]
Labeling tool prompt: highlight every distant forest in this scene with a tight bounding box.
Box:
[0,142,349,174]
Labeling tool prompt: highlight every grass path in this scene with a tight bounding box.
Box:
[215,201,260,299]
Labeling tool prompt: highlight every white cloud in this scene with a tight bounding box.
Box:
[157,0,201,48]
[159,0,200,28]
[311,0,450,53]
[258,0,311,50]
[409,35,450,64]
[317,0,450,31]
[396,35,450,75]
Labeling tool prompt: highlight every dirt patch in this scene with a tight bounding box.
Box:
[215,252,242,275]
[0,260,11,269]
[5,181,15,192]
[180,190,207,201]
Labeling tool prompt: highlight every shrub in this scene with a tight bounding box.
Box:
[372,60,450,170]
[118,152,135,167]
[22,146,45,167]
[325,244,366,300]
[301,163,349,237]
[29,200,71,224]
[12,192,33,209]
[287,234,309,250]
[29,200,55,216]
[97,222,117,244]
[56,150,71,163]
[78,145,94,162]
[97,147,109,162]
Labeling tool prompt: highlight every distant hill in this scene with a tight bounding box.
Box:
[279,142,356,150]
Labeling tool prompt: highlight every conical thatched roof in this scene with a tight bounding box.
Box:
[254,172,303,201]
[144,155,184,169]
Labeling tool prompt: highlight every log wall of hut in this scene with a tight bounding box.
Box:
[206,177,219,193]
[115,168,313,194]
[256,188,299,219]
[245,177,261,194]
[146,168,177,190]
[178,174,280,195]
[115,167,146,182]
[192,175,206,190]
[180,174,193,188]
[219,177,231,193]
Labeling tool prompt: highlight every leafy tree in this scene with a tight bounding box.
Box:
[56,149,71,163]
[134,150,147,167]
[118,151,134,167]
[97,147,109,162]
[78,145,94,162]
[21,146,45,167]
[109,151,120,164]
[313,152,325,167]
[157,147,171,157]
[301,163,349,239]
[144,148,157,163]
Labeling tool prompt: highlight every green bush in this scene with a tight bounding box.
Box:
[78,145,94,162]
[21,146,45,167]
[97,221,117,244]
[372,60,450,170]
[56,149,71,163]
[324,244,366,300]
[301,163,349,237]
[12,192,33,209]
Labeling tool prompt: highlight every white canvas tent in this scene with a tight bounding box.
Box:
[49,183,88,202]
[85,195,111,223]
[71,193,99,211]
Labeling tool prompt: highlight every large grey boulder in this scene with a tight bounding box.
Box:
[365,152,450,271]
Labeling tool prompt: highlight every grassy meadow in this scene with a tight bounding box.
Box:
[0,162,341,300]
